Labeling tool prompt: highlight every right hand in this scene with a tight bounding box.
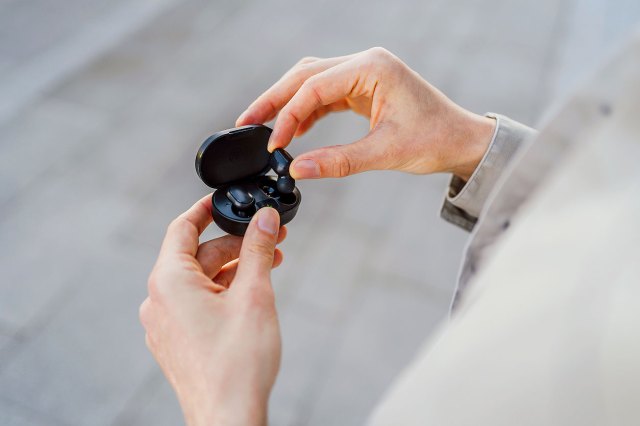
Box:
[236,47,496,182]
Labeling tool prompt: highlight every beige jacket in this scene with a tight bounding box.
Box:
[369,29,640,425]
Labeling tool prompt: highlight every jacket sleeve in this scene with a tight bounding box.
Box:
[440,113,537,231]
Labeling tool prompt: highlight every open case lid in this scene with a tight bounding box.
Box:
[195,125,272,188]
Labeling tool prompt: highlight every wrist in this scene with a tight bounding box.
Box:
[446,112,496,182]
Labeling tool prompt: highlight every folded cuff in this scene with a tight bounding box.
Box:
[440,113,537,231]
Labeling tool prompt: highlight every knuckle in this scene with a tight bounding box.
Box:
[147,272,158,296]
[302,77,324,105]
[241,284,275,310]
[246,241,274,260]
[144,333,154,350]
[167,216,183,231]
[364,47,399,73]
[368,46,392,60]
[147,269,166,302]
[290,65,309,81]
[139,301,151,328]
[166,216,185,236]
[296,56,319,66]
[284,108,302,126]
[168,216,197,234]
[290,58,318,79]
[333,150,353,177]
[205,243,226,264]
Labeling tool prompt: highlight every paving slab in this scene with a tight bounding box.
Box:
[283,223,371,319]
[305,274,449,426]
[114,372,184,426]
[0,332,14,355]
[268,304,340,426]
[0,97,111,206]
[0,244,156,425]
[368,174,468,295]
[0,172,135,328]
[0,398,53,426]
[0,0,186,125]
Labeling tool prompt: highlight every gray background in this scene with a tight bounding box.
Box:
[0,0,639,424]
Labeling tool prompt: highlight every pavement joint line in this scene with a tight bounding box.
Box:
[289,236,380,425]
[0,0,188,127]
[361,265,453,303]
[0,242,137,375]
[0,101,118,215]
[0,278,80,376]
[110,368,167,426]
[531,0,574,121]
[289,312,350,426]
[0,319,17,336]
[0,392,69,426]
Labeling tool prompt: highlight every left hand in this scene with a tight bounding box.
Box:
[139,196,286,426]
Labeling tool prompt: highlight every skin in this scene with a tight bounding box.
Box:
[141,48,497,425]
[140,201,285,426]
[237,47,495,181]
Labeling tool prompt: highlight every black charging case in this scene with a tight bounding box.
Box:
[195,124,302,236]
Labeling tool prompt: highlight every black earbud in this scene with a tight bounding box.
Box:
[269,148,295,194]
[226,185,255,217]
[276,175,295,193]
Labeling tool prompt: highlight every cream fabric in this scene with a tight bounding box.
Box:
[441,113,537,232]
[370,29,640,426]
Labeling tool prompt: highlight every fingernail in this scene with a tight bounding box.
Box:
[267,131,278,152]
[237,110,250,125]
[257,208,279,235]
[292,159,320,179]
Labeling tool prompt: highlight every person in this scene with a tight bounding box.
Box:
[139,37,640,425]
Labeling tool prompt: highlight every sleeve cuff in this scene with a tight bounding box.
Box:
[440,113,537,231]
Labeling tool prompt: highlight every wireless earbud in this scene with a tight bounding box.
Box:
[269,148,295,194]
[226,185,255,217]
[276,175,295,194]
[196,125,302,236]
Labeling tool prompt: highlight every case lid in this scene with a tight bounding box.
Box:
[195,125,272,188]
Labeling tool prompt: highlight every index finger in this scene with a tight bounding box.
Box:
[159,194,213,259]
[236,55,354,127]
[269,58,363,151]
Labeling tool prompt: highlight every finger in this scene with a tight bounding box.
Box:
[159,195,213,259]
[206,281,229,294]
[294,101,350,137]
[213,249,283,288]
[290,125,392,179]
[139,297,153,330]
[196,234,243,278]
[232,207,280,290]
[145,333,153,350]
[268,58,369,151]
[197,226,287,278]
[236,55,355,127]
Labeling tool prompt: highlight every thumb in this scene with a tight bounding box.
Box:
[233,207,280,289]
[289,127,390,179]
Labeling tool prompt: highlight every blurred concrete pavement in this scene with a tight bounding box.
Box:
[0,0,639,425]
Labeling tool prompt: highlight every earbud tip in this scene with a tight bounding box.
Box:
[277,175,295,194]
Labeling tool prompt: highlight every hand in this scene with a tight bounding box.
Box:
[139,197,286,426]
[236,47,495,182]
